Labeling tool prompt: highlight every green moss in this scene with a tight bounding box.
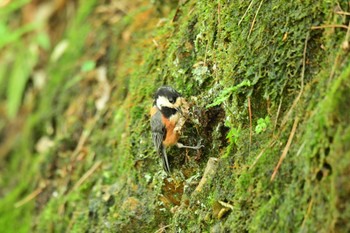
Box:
[1,0,349,232]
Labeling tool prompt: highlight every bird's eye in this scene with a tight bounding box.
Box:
[169,98,175,104]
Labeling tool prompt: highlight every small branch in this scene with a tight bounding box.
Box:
[300,198,314,231]
[204,40,209,64]
[271,117,299,181]
[71,161,103,192]
[334,11,350,16]
[248,0,264,38]
[15,184,46,208]
[311,24,349,30]
[344,21,350,46]
[217,2,221,27]
[72,129,90,158]
[154,224,171,233]
[281,32,308,127]
[152,39,159,47]
[250,140,276,169]
[248,97,253,147]
[329,21,350,82]
[274,97,283,132]
[238,0,255,26]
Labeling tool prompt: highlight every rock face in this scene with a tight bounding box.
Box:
[1,1,350,233]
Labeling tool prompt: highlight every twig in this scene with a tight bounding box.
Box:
[0,0,11,7]
[328,21,350,82]
[281,32,308,128]
[154,224,171,233]
[274,97,283,132]
[296,141,306,157]
[334,11,350,16]
[68,109,104,177]
[248,97,253,147]
[311,24,349,30]
[299,198,314,232]
[344,21,350,46]
[204,40,209,65]
[71,161,103,192]
[238,0,254,26]
[270,116,299,181]
[250,140,276,169]
[72,129,90,158]
[217,2,221,27]
[72,90,108,159]
[14,184,46,208]
[152,39,159,47]
[248,0,264,38]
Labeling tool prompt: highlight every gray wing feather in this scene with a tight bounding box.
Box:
[151,110,170,173]
[151,110,165,152]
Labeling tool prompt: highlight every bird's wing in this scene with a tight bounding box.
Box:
[151,110,170,173]
[151,110,166,153]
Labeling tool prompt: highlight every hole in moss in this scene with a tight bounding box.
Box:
[316,170,323,181]
[106,195,115,207]
[324,147,330,156]
[316,162,332,181]
[315,151,320,162]
[299,180,305,190]
[328,135,333,144]
[323,162,332,175]
[224,36,231,44]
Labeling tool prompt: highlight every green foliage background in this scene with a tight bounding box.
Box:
[0,0,349,232]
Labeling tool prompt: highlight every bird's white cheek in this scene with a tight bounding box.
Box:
[156,96,172,109]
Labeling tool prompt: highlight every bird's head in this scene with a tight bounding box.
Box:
[154,86,182,113]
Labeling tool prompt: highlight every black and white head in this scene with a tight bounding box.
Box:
[153,86,182,115]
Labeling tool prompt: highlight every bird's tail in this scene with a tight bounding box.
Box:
[161,147,171,173]
[152,132,170,173]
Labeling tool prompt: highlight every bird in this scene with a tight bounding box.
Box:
[150,86,203,173]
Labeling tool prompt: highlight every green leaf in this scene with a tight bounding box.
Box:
[7,53,32,118]
[255,116,271,134]
[6,41,38,118]
[81,60,96,72]
[206,80,251,108]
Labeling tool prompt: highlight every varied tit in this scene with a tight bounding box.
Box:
[150,86,203,173]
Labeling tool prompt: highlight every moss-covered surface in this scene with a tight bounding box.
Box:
[0,0,350,232]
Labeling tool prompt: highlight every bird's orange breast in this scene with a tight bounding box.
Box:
[150,105,180,147]
[161,115,179,147]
